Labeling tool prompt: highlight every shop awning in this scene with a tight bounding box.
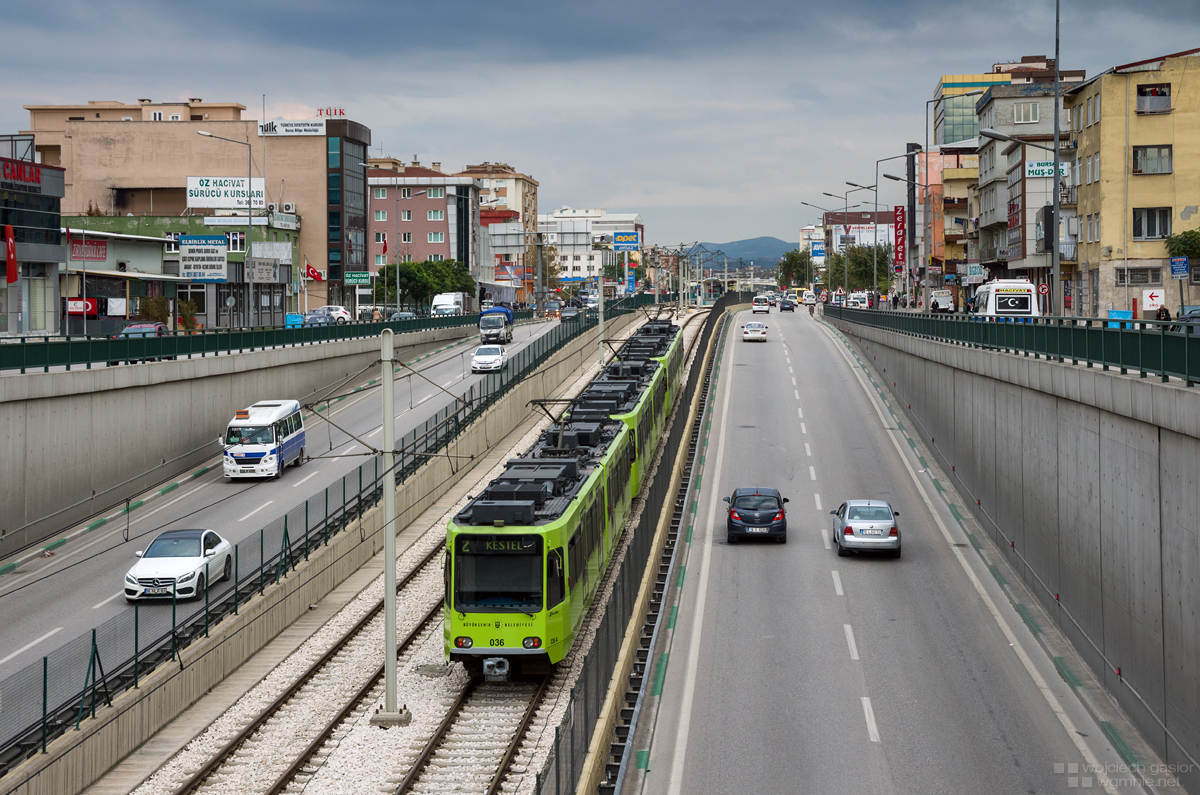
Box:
[62,266,193,282]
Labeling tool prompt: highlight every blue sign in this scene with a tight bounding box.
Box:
[1170,256,1189,281]
[614,231,640,252]
[626,272,636,293]
[285,313,303,328]
[558,276,588,282]
[811,241,826,258]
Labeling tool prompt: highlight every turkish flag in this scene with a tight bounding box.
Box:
[382,233,387,256]
[305,262,324,282]
[5,225,16,284]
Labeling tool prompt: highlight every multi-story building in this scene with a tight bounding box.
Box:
[0,134,65,335]
[22,98,371,318]
[456,162,538,241]
[1064,48,1200,317]
[540,208,642,286]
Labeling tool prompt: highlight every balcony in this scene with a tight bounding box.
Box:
[1136,94,1172,114]
[979,247,1008,263]
[1060,185,1077,206]
[1059,242,1077,262]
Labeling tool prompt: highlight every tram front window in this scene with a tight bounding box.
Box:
[455,534,543,613]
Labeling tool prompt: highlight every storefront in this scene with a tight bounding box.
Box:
[1,139,66,335]
[60,228,180,335]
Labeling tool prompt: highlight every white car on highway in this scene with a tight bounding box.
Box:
[742,321,768,342]
[471,345,507,373]
[124,529,233,602]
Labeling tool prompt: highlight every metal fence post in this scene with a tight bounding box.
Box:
[234,545,240,615]
[325,487,330,546]
[305,501,310,561]
[204,560,210,637]
[171,584,178,661]
[41,656,47,753]
[134,602,139,688]
[259,527,265,596]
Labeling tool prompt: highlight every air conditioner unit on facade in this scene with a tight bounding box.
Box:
[267,203,279,213]
[282,202,295,213]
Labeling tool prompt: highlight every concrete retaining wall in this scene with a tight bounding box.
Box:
[0,326,474,558]
[834,319,1200,788]
[1,312,639,795]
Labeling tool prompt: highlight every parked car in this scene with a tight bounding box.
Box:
[124,529,233,602]
[830,500,901,558]
[303,311,337,327]
[314,305,351,324]
[742,321,768,342]
[1168,309,1200,333]
[470,345,507,373]
[390,311,418,321]
[108,322,171,365]
[724,488,788,544]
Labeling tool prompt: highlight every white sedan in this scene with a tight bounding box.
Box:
[742,322,768,342]
[315,305,351,324]
[124,529,233,602]
[471,345,507,373]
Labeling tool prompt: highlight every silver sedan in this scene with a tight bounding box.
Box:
[830,500,901,558]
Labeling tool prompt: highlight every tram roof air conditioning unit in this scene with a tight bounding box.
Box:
[282,202,296,213]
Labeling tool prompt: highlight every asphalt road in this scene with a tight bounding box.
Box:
[0,319,559,674]
[640,307,1147,795]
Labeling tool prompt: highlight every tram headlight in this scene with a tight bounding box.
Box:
[454,636,473,649]
[523,637,542,649]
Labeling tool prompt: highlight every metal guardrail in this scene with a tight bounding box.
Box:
[0,311,535,375]
[823,306,1200,386]
[0,296,651,780]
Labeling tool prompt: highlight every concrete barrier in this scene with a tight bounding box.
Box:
[0,312,639,795]
[830,317,1200,792]
[0,325,476,558]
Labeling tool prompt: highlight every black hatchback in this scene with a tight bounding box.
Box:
[724,487,789,544]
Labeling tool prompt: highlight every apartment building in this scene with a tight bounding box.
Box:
[935,57,1085,145]
[1064,48,1200,317]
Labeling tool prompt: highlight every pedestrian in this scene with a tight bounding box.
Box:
[1156,305,1172,322]
[931,297,940,313]
[372,307,383,321]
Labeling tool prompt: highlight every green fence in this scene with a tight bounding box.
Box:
[823,307,1200,386]
[0,311,534,375]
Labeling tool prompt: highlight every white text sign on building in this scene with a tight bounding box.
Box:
[186,176,266,210]
[258,120,327,137]
[179,235,228,282]
[1024,161,1069,178]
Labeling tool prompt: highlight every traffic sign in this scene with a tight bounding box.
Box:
[1170,256,1189,281]
[1037,282,1049,296]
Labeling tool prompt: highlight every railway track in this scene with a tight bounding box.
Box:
[394,675,552,795]
[172,540,446,795]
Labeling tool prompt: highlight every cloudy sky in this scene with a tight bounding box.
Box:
[3,0,1197,245]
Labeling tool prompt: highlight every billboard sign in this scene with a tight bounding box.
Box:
[258,119,326,137]
[186,176,266,210]
[343,271,371,286]
[179,235,228,282]
[614,231,640,252]
[626,271,636,293]
[1170,256,1189,281]
[69,237,108,261]
[810,240,825,263]
[893,207,906,266]
[252,257,279,283]
[1025,161,1069,178]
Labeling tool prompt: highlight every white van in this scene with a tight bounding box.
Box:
[969,279,1041,319]
[930,289,955,313]
[222,400,306,479]
[803,291,817,305]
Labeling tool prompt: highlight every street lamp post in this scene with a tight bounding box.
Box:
[823,186,874,298]
[199,131,255,327]
[849,150,922,307]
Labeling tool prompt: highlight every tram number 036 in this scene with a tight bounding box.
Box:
[489,639,505,647]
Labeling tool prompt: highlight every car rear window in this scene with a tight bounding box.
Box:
[733,494,778,510]
[847,506,893,521]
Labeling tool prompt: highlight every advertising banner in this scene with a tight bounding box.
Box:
[66,297,98,315]
[69,237,108,261]
[811,240,825,264]
[614,231,640,252]
[179,235,228,282]
[258,119,327,137]
[893,207,906,266]
[343,271,371,286]
[252,257,279,283]
[186,176,266,210]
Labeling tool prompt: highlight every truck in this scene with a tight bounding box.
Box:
[431,292,467,317]
[478,306,514,343]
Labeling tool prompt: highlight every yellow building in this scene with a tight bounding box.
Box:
[1066,48,1200,317]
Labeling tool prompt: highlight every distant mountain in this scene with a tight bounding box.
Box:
[701,236,794,263]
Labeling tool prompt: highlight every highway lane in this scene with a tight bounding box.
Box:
[0,319,559,672]
[640,307,1145,795]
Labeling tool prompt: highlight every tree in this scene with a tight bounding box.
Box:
[372,258,474,311]
[1166,229,1200,263]
[778,248,813,287]
[823,244,893,292]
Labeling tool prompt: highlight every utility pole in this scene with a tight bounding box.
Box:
[1051,0,1062,316]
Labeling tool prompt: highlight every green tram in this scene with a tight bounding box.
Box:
[445,320,684,680]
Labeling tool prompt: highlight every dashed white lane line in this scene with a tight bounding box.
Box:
[343,445,359,456]
[788,366,794,374]
[0,627,63,666]
[798,407,804,419]
[791,376,797,386]
[844,624,860,660]
[832,570,844,596]
[814,493,822,510]
[92,592,124,610]
[366,427,382,438]
[794,390,800,400]
[862,697,881,742]
[801,423,807,434]
[237,501,274,522]
[819,527,831,550]
[291,469,321,488]
[809,465,817,480]
[805,443,812,456]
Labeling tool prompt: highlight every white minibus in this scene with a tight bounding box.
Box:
[222,400,306,479]
[969,279,1041,319]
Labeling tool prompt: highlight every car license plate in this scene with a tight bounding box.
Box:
[863,529,882,536]
[747,528,768,533]
[147,587,170,595]
[241,468,254,473]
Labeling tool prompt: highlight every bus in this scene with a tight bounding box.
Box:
[222,400,306,479]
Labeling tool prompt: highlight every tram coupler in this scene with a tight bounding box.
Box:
[483,657,510,682]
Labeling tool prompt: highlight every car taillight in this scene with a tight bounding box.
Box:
[844,526,854,536]
[773,511,784,521]
[889,527,898,537]
[730,510,741,521]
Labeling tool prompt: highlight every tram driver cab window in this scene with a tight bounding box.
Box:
[547,548,565,608]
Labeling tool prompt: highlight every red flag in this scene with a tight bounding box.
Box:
[305,261,323,282]
[5,225,16,284]
[382,232,388,256]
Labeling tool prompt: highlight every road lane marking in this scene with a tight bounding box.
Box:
[814,493,822,510]
[801,423,807,434]
[237,501,274,522]
[794,390,800,400]
[805,443,812,456]
[832,570,844,595]
[788,366,794,374]
[129,482,210,526]
[791,376,797,386]
[809,465,816,480]
[366,427,381,438]
[861,697,880,742]
[819,527,831,550]
[291,470,321,488]
[92,592,124,610]
[0,627,63,666]
[666,318,738,795]
[798,407,804,419]
[342,445,359,456]
[844,624,860,660]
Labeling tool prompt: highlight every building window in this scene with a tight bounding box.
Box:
[573,255,581,261]
[164,232,181,253]
[328,211,341,243]
[1132,146,1172,174]
[374,231,385,243]
[401,188,411,199]
[328,173,341,206]
[226,231,245,252]
[373,187,387,200]
[401,210,411,221]
[374,210,386,221]
[402,254,414,263]
[1095,213,1100,243]
[1115,267,1162,286]
[429,253,444,262]
[169,113,181,121]
[587,255,595,261]
[427,209,444,222]
[428,232,444,243]
[375,254,386,266]
[427,187,445,199]
[1136,84,1171,114]
[402,232,412,243]
[1013,102,1039,124]
[1087,97,1093,126]
[327,137,340,168]
[1133,208,1171,240]
[152,111,163,121]
[1086,214,1093,243]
